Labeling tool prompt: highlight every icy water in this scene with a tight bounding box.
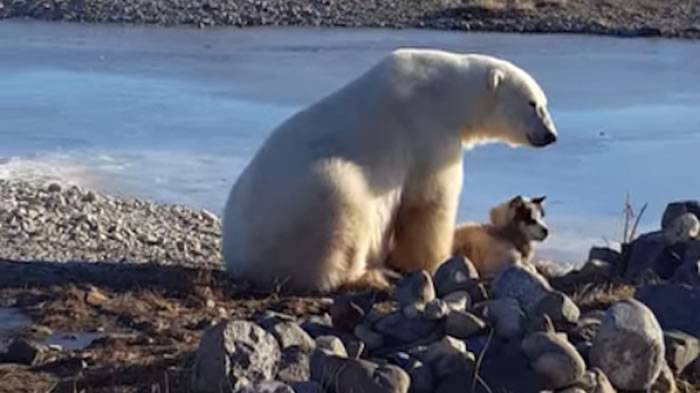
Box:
[1,20,699,263]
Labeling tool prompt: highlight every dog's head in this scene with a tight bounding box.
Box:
[489,195,549,242]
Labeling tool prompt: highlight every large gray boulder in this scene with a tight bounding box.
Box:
[590,299,665,391]
[192,320,281,393]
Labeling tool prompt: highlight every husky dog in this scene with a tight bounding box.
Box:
[452,195,548,278]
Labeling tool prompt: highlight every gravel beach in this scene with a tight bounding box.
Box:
[1,0,699,39]
[0,180,222,267]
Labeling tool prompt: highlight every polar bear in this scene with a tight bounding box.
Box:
[222,48,558,293]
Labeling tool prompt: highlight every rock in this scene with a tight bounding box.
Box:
[445,310,486,339]
[588,246,622,266]
[423,299,449,320]
[269,322,316,353]
[353,324,384,351]
[289,381,323,393]
[393,270,435,307]
[529,290,580,326]
[345,340,365,359]
[476,339,540,393]
[330,295,368,332]
[492,264,551,312]
[636,284,700,336]
[372,312,439,344]
[315,335,347,357]
[240,381,295,393]
[662,200,700,233]
[191,320,281,393]
[652,360,677,393]
[663,330,700,375]
[300,315,334,338]
[442,291,470,312]
[277,347,310,383]
[664,212,700,244]
[422,336,474,380]
[433,256,479,297]
[402,359,434,393]
[3,338,44,365]
[624,231,670,279]
[586,368,617,393]
[256,311,297,330]
[310,351,410,393]
[521,332,586,389]
[590,299,665,391]
[478,298,525,339]
[671,259,700,286]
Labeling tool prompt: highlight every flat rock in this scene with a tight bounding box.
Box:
[192,320,281,393]
[590,299,665,391]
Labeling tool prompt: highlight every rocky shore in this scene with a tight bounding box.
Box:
[1,0,699,39]
[2,180,700,393]
[0,180,222,267]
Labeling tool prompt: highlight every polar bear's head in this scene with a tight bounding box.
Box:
[468,57,558,148]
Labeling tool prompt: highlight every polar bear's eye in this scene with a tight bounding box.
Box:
[528,101,537,109]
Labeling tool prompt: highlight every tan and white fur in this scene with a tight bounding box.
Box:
[222,49,558,293]
[452,195,549,278]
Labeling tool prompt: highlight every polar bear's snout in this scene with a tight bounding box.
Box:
[527,105,558,147]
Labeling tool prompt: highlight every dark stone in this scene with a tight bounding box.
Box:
[662,201,700,231]
[3,338,43,365]
[636,284,700,337]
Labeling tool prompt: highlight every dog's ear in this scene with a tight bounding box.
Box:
[510,195,525,207]
[532,196,546,205]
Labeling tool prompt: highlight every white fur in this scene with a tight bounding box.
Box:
[222,48,557,292]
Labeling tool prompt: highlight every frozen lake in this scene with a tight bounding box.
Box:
[1,20,699,263]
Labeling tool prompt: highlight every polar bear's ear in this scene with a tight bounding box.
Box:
[488,69,504,91]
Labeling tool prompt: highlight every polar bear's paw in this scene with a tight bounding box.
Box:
[340,268,400,292]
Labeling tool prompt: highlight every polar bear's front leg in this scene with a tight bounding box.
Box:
[387,201,457,274]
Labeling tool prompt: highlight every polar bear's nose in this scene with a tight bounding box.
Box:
[544,132,557,144]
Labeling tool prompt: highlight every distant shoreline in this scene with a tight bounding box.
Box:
[1,0,699,39]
